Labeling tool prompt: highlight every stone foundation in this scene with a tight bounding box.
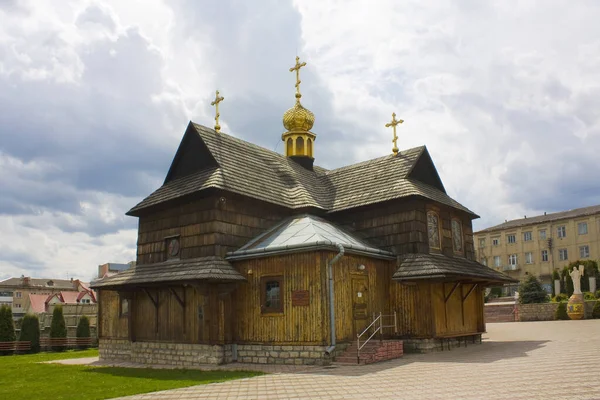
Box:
[99,339,231,366]
[403,334,482,353]
[236,343,349,365]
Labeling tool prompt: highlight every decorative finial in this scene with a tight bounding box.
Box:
[289,56,307,102]
[385,112,404,156]
[210,90,225,132]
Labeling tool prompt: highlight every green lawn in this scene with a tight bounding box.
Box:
[0,349,262,400]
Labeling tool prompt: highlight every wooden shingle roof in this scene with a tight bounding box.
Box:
[127,122,477,217]
[393,253,516,284]
[90,257,245,289]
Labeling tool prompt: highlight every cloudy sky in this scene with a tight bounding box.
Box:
[1,0,599,281]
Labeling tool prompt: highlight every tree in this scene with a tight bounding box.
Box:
[561,267,574,297]
[592,301,600,319]
[0,305,16,355]
[555,302,569,320]
[552,270,561,296]
[518,275,549,304]
[49,305,67,351]
[76,316,91,349]
[19,314,40,353]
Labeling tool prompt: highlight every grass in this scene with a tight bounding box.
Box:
[0,349,263,400]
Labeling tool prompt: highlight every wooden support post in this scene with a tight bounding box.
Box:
[143,288,159,334]
[461,284,465,326]
[129,293,135,342]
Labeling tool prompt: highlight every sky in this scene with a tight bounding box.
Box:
[1,0,600,281]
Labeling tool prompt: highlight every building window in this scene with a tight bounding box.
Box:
[508,254,518,266]
[479,238,486,248]
[507,234,516,244]
[81,299,91,304]
[492,237,500,246]
[557,226,566,238]
[166,237,180,259]
[578,222,588,235]
[14,304,21,308]
[541,250,548,262]
[494,256,501,267]
[120,297,130,317]
[427,212,441,250]
[481,258,487,266]
[559,249,568,261]
[451,219,463,253]
[15,292,21,298]
[539,229,547,240]
[261,276,283,314]
[580,245,590,258]
[523,231,532,242]
[525,252,533,264]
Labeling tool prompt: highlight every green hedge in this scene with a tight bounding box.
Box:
[76,316,91,349]
[50,305,67,352]
[555,302,569,320]
[19,314,40,353]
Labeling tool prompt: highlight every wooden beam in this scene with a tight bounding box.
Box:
[143,288,158,308]
[445,282,460,303]
[462,284,478,302]
[170,287,185,308]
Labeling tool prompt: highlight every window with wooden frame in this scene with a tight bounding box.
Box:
[427,211,441,250]
[451,218,463,253]
[260,276,283,314]
[119,295,130,317]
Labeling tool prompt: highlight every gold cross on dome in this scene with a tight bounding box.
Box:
[210,90,225,132]
[289,56,307,101]
[385,112,404,156]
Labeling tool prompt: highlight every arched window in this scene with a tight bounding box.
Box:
[296,137,305,155]
[427,211,441,250]
[307,138,313,157]
[261,276,283,313]
[286,138,293,156]
[452,219,463,253]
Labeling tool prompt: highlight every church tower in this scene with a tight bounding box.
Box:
[282,56,316,169]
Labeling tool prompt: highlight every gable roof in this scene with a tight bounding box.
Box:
[227,214,395,260]
[127,122,477,217]
[0,277,77,289]
[393,253,517,284]
[28,294,48,313]
[475,204,600,234]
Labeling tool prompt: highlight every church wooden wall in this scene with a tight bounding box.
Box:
[231,251,394,345]
[388,281,434,338]
[136,192,290,265]
[430,283,484,336]
[98,290,128,339]
[425,203,476,261]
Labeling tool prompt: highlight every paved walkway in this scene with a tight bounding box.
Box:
[68,320,600,399]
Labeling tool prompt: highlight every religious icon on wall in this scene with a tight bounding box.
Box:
[427,212,440,249]
[167,237,180,258]
[452,219,463,253]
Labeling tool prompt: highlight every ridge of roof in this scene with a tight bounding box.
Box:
[324,146,425,176]
[475,204,600,234]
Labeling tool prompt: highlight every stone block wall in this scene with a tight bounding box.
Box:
[99,339,132,361]
[236,343,349,365]
[517,300,598,321]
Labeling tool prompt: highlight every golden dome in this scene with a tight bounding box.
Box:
[283,101,315,132]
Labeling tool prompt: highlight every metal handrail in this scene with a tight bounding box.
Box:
[356,312,398,364]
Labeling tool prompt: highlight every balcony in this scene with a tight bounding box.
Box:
[503,264,520,271]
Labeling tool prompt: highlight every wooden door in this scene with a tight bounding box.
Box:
[351,275,370,337]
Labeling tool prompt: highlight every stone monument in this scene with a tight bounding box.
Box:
[567,265,585,320]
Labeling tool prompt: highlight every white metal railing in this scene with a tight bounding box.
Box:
[356,312,397,363]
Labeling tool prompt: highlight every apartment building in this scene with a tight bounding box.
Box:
[474,204,600,291]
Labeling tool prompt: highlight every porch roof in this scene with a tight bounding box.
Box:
[393,253,517,284]
[90,256,245,289]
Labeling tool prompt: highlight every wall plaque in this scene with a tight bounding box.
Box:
[291,290,310,306]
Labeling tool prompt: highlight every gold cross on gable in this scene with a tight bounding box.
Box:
[289,56,307,101]
[385,112,404,156]
[210,90,225,133]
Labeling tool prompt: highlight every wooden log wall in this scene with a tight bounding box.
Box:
[388,281,434,338]
[98,290,128,339]
[136,192,290,265]
[430,283,483,336]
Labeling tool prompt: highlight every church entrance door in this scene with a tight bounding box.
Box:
[351,275,370,337]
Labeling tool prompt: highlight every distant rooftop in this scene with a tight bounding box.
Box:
[475,204,600,234]
[104,263,131,272]
[0,277,80,289]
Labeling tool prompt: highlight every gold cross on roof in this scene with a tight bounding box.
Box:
[210,90,225,133]
[289,56,307,102]
[385,112,404,156]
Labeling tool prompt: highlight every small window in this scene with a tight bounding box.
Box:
[508,254,518,266]
[427,212,441,250]
[539,229,547,240]
[507,234,516,244]
[479,238,486,248]
[261,276,283,314]
[451,219,463,253]
[120,296,130,317]
[580,245,590,258]
[494,256,502,267]
[557,226,566,238]
[523,232,532,242]
[525,252,533,264]
[14,304,22,308]
[296,137,305,155]
[578,222,588,235]
[480,258,487,266]
[559,248,568,261]
[15,292,22,298]
[286,138,293,156]
[541,250,548,262]
[492,237,500,246]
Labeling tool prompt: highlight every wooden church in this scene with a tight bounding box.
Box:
[92,57,514,366]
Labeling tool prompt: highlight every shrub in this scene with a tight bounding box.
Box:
[490,286,503,298]
[596,289,600,299]
[561,267,574,297]
[76,316,91,349]
[49,305,67,351]
[555,302,569,320]
[584,292,596,301]
[0,305,16,355]
[19,314,40,353]
[552,293,569,303]
[592,301,600,319]
[518,275,550,304]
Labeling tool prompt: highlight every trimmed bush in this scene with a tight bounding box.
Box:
[592,301,600,319]
[519,275,549,304]
[49,305,67,351]
[584,292,596,301]
[0,305,16,355]
[552,293,569,303]
[595,290,600,299]
[19,314,40,353]
[76,316,91,349]
[555,302,569,320]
